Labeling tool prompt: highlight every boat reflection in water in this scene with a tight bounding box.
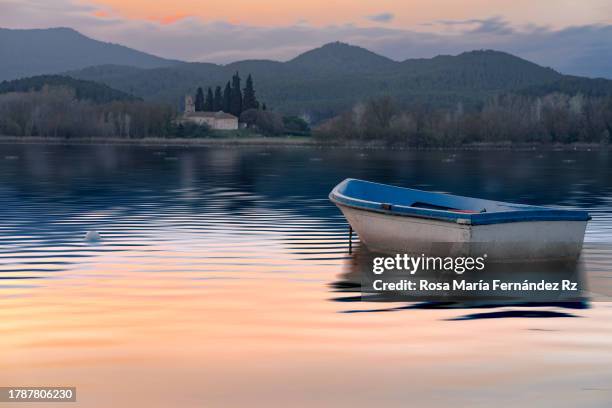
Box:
[332,246,589,317]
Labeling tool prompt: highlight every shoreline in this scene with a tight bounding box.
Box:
[0,135,318,147]
[0,135,608,151]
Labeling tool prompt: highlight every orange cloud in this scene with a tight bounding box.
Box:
[83,0,412,27]
[92,10,109,18]
[147,13,190,25]
[90,7,188,25]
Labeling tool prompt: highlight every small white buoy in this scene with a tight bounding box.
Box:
[85,231,101,242]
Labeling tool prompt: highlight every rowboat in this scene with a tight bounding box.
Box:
[330,179,590,260]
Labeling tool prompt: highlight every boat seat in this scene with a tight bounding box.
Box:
[410,202,486,213]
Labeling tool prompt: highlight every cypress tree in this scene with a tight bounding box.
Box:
[204,87,214,111]
[242,74,258,111]
[222,81,231,113]
[230,72,243,117]
[195,87,204,112]
[213,86,223,111]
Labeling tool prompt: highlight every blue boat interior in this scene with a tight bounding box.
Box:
[330,179,590,225]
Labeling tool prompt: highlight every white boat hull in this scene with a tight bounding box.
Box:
[338,204,587,260]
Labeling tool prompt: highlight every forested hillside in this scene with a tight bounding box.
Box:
[4,27,610,124]
[67,42,602,122]
[3,35,612,144]
[0,75,139,103]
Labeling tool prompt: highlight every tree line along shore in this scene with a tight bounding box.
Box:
[0,73,311,140]
[0,74,611,146]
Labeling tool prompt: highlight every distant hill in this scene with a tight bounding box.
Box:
[0,27,178,81]
[286,41,396,74]
[399,50,562,90]
[0,75,139,103]
[68,43,578,121]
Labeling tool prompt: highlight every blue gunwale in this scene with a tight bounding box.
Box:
[329,179,590,226]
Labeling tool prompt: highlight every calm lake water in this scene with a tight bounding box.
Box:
[0,143,611,407]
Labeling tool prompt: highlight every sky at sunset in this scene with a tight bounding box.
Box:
[69,0,612,28]
[2,0,612,76]
[80,0,611,29]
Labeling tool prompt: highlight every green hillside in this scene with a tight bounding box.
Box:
[518,76,612,97]
[286,42,396,74]
[0,75,139,103]
[66,42,612,122]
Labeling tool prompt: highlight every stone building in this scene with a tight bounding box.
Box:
[182,95,239,130]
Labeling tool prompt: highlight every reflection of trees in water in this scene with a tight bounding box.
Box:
[1,144,611,242]
[4,144,612,202]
